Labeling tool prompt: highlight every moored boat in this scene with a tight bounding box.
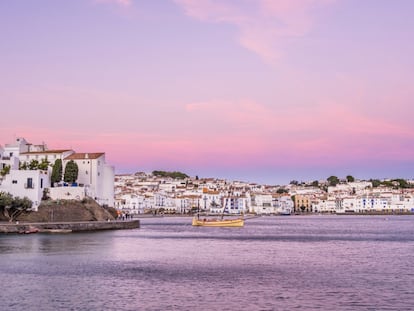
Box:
[192,217,244,227]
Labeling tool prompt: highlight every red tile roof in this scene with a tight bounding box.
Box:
[65,153,105,160]
[20,149,73,155]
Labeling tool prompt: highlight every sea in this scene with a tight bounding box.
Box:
[0,215,413,311]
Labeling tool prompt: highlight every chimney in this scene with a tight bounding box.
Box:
[85,153,89,159]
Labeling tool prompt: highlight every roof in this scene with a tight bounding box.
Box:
[20,149,73,155]
[65,153,105,160]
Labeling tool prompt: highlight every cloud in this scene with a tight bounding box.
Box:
[182,97,414,165]
[174,0,336,65]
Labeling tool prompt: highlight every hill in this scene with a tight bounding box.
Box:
[16,198,117,222]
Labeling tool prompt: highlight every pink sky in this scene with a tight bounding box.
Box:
[1,0,414,184]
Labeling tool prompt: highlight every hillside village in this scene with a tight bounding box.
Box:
[1,137,414,220]
[115,172,414,215]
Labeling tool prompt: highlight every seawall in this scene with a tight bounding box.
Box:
[0,220,140,234]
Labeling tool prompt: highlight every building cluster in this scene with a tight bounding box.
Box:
[115,173,293,215]
[0,137,114,210]
[2,137,413,216]
[115,173,414,215]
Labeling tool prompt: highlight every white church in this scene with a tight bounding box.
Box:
[0,137,114,211]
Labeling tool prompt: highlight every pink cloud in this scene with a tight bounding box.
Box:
[182,97,414,165]
[174,0,336,65]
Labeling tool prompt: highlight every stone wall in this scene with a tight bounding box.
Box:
[0,220,139,234]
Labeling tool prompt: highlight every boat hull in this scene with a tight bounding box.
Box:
[192,217,244,227]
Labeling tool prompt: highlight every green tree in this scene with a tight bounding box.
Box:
[276,188,288,194]
[394,179,409,189]
[152,170,189,179]
[311,180,319,187]
[51,159,63,186]
[346,175,355,182]
[19,162,28,170]
[0,165,10,176]
[370,179,381,187]
[0,192,13,216]
[29,159,39,170]
[64,160,79,183]
[38,158,50,170]
[0,192,32,222]
[327,176,340,187]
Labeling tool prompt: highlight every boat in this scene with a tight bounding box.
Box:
[192,217,244,227]
[18,226,39,234]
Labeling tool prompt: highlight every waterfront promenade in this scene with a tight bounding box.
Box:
[0,220,139,234]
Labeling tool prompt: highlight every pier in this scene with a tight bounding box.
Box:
[0,220,140,234]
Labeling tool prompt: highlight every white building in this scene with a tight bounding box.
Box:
[64,153,114,207]
[0,138,115,210]
[272,195,294,215]
[0,169,50,211]
[222,195,248,214]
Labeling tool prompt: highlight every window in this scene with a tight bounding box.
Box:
[12,180,17,184]
[26,178,33,189]
[86,171,88,175]
[40,179,43,189]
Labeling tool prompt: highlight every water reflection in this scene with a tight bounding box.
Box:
[1,215,413,311]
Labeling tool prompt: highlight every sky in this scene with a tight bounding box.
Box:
[1,0,414,185]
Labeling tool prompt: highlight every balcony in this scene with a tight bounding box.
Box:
[24,183,35,189]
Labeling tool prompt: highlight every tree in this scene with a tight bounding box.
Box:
[277,188,288,194]
[0,192,32,222]
[152,170,189,179]
[0,192,13,216]
[64,160,78,183]
[29,159,39,170]
[51,159,63,186]
[0,165,10,176]
[327,176,340,187]
[370,179,381,187]
[311,180,319,187]
[38,158,50,170]
[394,179,410,189]
[19,162,28,170]
[289,180,299,186]
[346,175,355,182]
[9,196,32,222]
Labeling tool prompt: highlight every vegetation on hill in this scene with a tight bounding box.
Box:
[370,178,413,189]
[152,170,189,179]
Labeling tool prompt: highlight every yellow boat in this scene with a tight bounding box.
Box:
[192,217,244,227]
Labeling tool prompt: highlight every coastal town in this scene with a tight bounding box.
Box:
[115,172,414,216]
[1,137,414,220]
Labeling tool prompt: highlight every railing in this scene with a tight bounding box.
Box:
[24,183,35,189]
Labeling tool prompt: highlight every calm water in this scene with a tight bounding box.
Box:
[0,215,413,311]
